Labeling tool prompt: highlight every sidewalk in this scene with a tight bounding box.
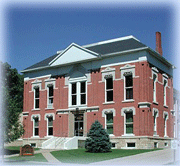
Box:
[91,148,175,165]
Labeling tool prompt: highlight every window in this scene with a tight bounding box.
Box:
[30,143,36,148]
[154,142,158,148]
[164,112,168,137]
[34,87,39,109]
[163,79,167,106]
[70,81,86,106]
[72,83,77,105]
[153,109,158,135]
[125,74,133,100]
[48,85,54,107]
[48,117,53,136]
[106,113,113,134]
[80,82,86,104]
[127,143,135,147]
[153,74,157,102]
[125,112,133,134]
[105,77,113,102]
[34,117,39,136]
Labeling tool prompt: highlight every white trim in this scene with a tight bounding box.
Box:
[163,76,168,106]
[153,108,159,136]
[163,111,169,137]
[25,75,51,81]
[102,108,116,117]
[49,43,100,65]
[82,35,139,48]
[138,102,151,108]
[152,71,158,103]
[45,114,54,136]
[152,67,159,73]
[44,113,55,120]
[105,77,114,103]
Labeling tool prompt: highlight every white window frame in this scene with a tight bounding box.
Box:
[34,86,40,109]
[105,76,113,103]
[45,113,55,137]
[102,108,116,136]
[47,84,54,109]
[163,75,168,107]
[105,113,113,135]
[152,67,159,103]
[31,114,40,137]
[69,78,87,107]
[121,107,135,136]
[163,111,169,137]
[153,108,159,136]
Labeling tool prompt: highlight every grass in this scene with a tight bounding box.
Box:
[51,148,162,164]
[4,146,40,155]
[6,153,48,163]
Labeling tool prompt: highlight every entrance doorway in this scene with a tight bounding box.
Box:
[74,113,84,136]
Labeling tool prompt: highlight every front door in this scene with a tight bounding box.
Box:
[74,113,83,136]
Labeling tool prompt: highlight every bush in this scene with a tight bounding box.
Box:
[85,120,111,153]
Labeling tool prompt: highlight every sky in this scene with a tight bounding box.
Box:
[1,0,180,90]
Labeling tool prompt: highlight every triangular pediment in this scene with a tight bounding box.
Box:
[49,43,99,66]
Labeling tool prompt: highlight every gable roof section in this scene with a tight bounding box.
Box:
[21,35,173,73]
[49,43,100,66]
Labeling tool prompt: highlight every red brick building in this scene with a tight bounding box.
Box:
[21,32,175,149]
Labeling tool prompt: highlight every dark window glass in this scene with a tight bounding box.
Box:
[126,88,133,99]
[126,112,133,122]
[107,113,113,123]
[48,127,53,135]
[81,94,86,104]
[106,78,113,90]
[81,82,86,93]
[35,99,39,108]
[35,128,39,136]
[127,143,135,147]
[48,117,53,126]
[126,75,133,87]
[107,91,113,101]
[72,95,77,105]
[49,86,53,97]
[107,125,113,134]
[35,88,39,98]
[34,118,39,126]
[126,124,133,133]
[72,83,76,94]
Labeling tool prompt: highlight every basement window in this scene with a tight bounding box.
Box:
[154,142,158,148]
[127,143,135,148]
[30,143,36,148]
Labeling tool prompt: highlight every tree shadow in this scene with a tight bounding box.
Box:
[4,149,20,155]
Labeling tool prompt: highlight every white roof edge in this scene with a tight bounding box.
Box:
[82,35,140,48]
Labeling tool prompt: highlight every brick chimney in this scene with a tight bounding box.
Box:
[156,32,163,56]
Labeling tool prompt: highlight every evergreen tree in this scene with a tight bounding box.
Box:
[85,120,111,153]
[2,62,24,143]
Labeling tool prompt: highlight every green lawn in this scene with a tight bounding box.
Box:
[51,148,162,164]
[6,153,48,162]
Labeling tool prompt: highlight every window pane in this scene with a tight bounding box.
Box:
[126,75,133,87]
[72,95,77,105]
[126,124,133,134]
[81,94,86,104]
[81,82,86,93]
[48,117,53,126]
[48,127,53,135]
[107,90,113,101]
[34,118,39,127]
[35,99,39,108]
[49,86,53,97]
[72,83,76,94]
[35,128,39,136]
[107,125,113,134]
[126,88,133,99]
[49,98,53,104]
[35,88,39,98]
[106,78,113,90]
[106,113,113,123]
[126,112,133,122]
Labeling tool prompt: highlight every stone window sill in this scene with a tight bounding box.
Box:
[122,99,134,103]
[103,101,115,105]
[164,105,168,108]
[31,109,40,111]
[153,101,158,105]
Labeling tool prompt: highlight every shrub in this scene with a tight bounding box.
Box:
[85,120,111,153]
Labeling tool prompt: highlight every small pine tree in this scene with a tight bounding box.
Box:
[85,120,111,153]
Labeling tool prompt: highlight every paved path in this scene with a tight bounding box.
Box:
[91,149,176,165]
[41,150,61,163]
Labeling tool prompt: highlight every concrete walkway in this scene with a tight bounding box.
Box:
[91,148,176,165]
[41,150,61,163]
